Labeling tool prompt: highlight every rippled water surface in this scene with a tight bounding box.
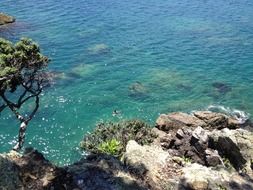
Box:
[1,0,253,164]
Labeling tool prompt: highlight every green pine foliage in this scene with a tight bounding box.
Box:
[0,38,49,93]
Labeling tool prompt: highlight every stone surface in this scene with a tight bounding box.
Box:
[180,163,253,190]
[205,149,222,167]
[0,154,22,190]
[67,153,146,190]
[123,140,180,189]
[156,112,206,131]
[193,111,228,129]
[0,13,15,25]
[209,128,253,175]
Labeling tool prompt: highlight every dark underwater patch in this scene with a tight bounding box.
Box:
[212,82,232,94]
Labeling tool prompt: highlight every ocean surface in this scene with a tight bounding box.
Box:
[1,0,253,165]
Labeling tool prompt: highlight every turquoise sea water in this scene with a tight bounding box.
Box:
[1,0,253,165]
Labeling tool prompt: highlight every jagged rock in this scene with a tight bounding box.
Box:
[17,148,74,190]
[205,149,222,167]
[156,114,185,131]
[156,112,206,131]
[191,126,209,143]
[123,140,179,189]
[209,128,253,176]
[180,163,253,190]
[67,153,146,190]
[193,111,228,129]
[164,127,207,165]
[0,149,76,190]
[0,13,15,25]
[228,117,244,129]
[0,153,22,190]
[151,128,172,147]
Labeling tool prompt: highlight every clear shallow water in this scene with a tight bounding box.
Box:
[0,0,253,165]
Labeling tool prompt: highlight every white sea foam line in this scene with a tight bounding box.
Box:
[207,105,250,124]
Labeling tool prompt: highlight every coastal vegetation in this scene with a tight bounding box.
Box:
[80,120,157,157]
[0,38,49,150]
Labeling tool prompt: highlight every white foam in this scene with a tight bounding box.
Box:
[206,105,250,124]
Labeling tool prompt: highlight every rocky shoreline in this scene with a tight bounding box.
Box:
[0,13,15,25]
[0,111,253,190]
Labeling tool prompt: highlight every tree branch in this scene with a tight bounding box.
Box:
[0,103,7,112]
[0,93,25,122]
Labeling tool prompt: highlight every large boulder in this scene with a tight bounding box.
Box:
[156,111,245,132]
[156,112,206,131]
[0,149,76,190]
[123,140,181,189]
[180,163,253,190]
[193,111,228,129]
[209,128,253,176]
[0,13,15,25]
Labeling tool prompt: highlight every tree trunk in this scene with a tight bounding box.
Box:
[13,121,28,151]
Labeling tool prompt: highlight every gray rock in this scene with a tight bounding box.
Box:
[123,140,178,189]
[180,163,253,190]
[191,126,209,143]
[205,149,222,167]
[0,13,15,25]
[193,111,228,129]
[209,128,253,176]
[0,153,22,190]
[156,112,206,131]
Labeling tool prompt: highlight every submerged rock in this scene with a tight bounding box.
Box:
[87,43,110,55]
[212,82,232,94]
[176,84,192,91]
[0,13,15,25]
[128,81,148,99]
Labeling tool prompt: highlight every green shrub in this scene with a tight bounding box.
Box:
[98,139,122,156]
[80,120,157,157]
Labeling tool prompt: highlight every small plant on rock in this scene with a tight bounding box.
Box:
[98,139,122,156]
[222,157,233,170]
[182,156,192,164]
[216,184,227,190]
